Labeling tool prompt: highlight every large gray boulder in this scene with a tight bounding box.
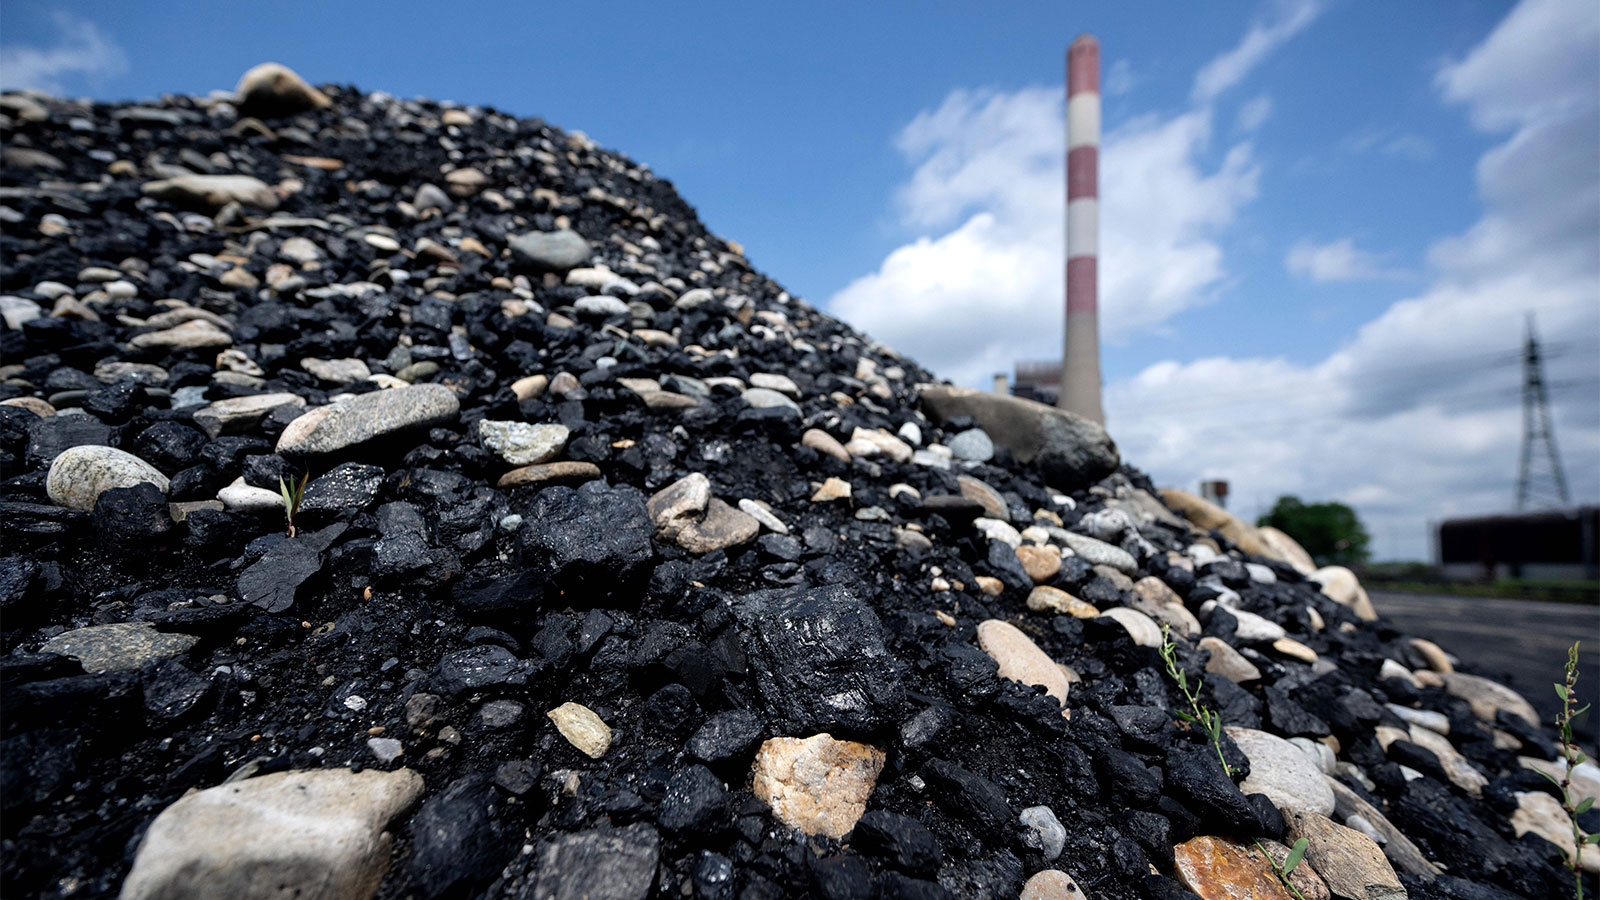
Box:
[118,767,424,900]
[917,385,1118,489]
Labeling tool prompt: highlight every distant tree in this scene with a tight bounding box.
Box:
[1257,495,1370,566]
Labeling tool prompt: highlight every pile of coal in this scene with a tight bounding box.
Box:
[1,64,1592,900]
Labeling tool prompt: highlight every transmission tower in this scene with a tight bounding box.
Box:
[1515,313,1570,510]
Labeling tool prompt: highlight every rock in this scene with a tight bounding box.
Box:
[751,734,884,839]
[1257,526,1316,575]
[298,463,385,514]
[738,498,788,534]
[675,498,759,553]
[1098,607,1164,648]
[658,764,727,832]
[433,645,527,697]
[1309,566,1379,621]
[1200,636,1262,684]
[957,475,1009,520]
[141,174,279,212]
[367,737,403,763]
[812,477,852,502]
[40,623,196,673]
[1016,544,1062,582]
[237,524,344,613]
[1218,606,1287,643]
[1271,638,1318,664]
[1408,638,1453,673]
[1,396,54,417]
[1059,531,1137,573]
[478,699,526,729]
[234,62,331,116]
[648,472,712,538]
[1018,870,1089,900]
[404,774,512,900]
[1284,810,1407,900]
[801,428,850,462]
[729,584,902,733]
[127,319,233,351]
[192,393,305,437]
[1439,672,1539,727]
[743,387,800,412]
[517,481,653,603]
[277,384,460,455]
[917,385,1118,489]
[1510,790,1600,874]
[1019,806,1067,861]
[47,445,169,510]
[509,229,591,272]
[574,295,629,318]
[976,619,1070,706]
[529,824,659,900]
[119,768,423,900]
[1160,488,1275,559]
[1027,586,1099,618]
[496,461,602,487]
[217,478,283,513]
[2,296,43,329]
[93,481,176,554]
[478,420,568,465]
[547,702,612,758]
[1257,839,1331,900]
[1172,835,1294,900]
[946,428,994,462]
[1226,727,1336,816]
[301,357,371,385]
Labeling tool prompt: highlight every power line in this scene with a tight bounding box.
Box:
[1516,314,1572,511]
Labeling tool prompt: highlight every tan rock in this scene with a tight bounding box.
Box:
[1258,526,1317,575]
[129,319,233,351]
[1016,544,1063,583]
[1309,566,1379,621]
[1172,835,1294,900]
[1511,790,1600,874]
[1409,638,1453,673]
[801,428,851,462]
[1325,776,1441,878]
[648,472,711,537]
[1285,810,1406,900]
[1128,576,1201,637]
[957,475,1008,520]
[1159,488,1273,558]
[976,619,1070,705]
[1519,756,1600,805]
[234,62,331,117]
[1406,725,1487,794]
[1440,671,1539,727]
[1272,637,1318,664]
[1199,636,1261,684]
[974,576,1005,596]
[750,734,884,838]
[1019,870,1090,900]
[1257,838,1331,900]
[674,498,759,553]
[1098,607,1163,648]
[496,461,601,488]
[1,397,54,417]
[811,477,852,502]
[547,702,612,758]
[511,374,548,400]
[1027,586,1099,618]
[119,767,423,900]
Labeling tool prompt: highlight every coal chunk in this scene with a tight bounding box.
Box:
[851,809,943,876]
[657,764,727,832]
[93,482,175,554]
[517,481,653,606]
[922,759,1014,839]
[728,583,903,734]
[527,823,659,900]
[687,709,764,764]
[406,773,513,900]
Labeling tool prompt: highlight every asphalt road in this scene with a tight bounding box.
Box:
[1372,591,1600,743]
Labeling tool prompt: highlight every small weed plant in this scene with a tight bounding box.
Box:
[1255,837,1310,900]
[1159,623,1232,776]
[278,471,309,538]
[1538,641,1597,899]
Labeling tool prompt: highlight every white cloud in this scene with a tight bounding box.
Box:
[1285,237,1406,282]
[1192,0,1324,102]
[1235,95,1274,132]
[0,12,128,95]
[1105,59,1139,96]
[1109,0,1600,559]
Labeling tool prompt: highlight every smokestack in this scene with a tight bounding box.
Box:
[1061,34,1105,425]
[992,373,1009,394]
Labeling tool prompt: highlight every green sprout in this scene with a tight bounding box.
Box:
[278,471,309,538]
[1255,837,1310,900]
[1537,641,1596,899]
[1159,622,1232,777]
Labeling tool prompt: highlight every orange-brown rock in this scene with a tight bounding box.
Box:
[1172,835,1294,900]
[750,734,884,839]
[1015,544,1063,583]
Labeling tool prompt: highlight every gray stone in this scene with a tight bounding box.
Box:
[1439,671,1540,727]
[529,823,660,900]
[301,357,371,385]
[1020,806,1066,861]
[119,767,423,900]
[193,393,307,437]
[1059,531,1136,573]
[141,174,280,212]
[1285,810,1406,900]
[1199,636,1261,683]
[946,428,995,462]
[1227,726,1336,816]
[741,388,799,412]
[478,420,568,466]
[128,320,234,351]
[234,62,331,117]
[41,623,197,673]
[277,385,459,455]
[1,296,42,329]
[574,295,629,318]
[366,737,403,763]
[47,445,169,510]
[918,384,1119,489]
[508,229,590,272]
[675,498,759,553]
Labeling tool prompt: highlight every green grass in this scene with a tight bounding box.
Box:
[1365,578,1600,605]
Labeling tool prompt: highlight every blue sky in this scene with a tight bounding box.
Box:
[3,0,1597,559]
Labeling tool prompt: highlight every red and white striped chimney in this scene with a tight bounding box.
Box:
[1061,34,1105,426]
